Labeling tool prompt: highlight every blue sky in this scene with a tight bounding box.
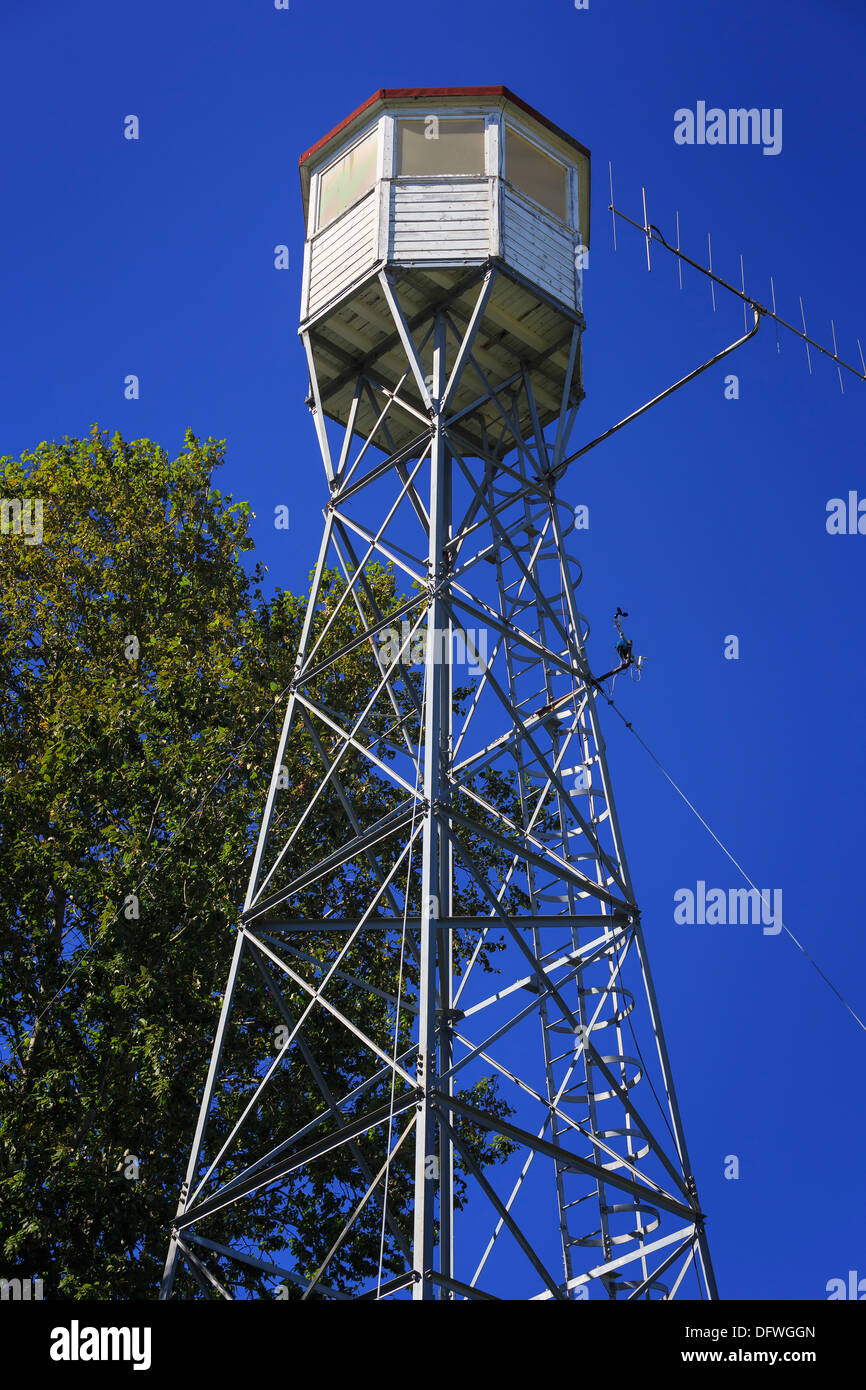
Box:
[2,0,865,1300]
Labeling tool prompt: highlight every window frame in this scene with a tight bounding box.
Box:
[502,118,576,230]
[306,105,584,243]
[312,120,381,234]
[391,112,490,181]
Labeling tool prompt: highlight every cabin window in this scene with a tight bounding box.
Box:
[396,117,486,176]
[506,127,568,223]
[317,128,378,229]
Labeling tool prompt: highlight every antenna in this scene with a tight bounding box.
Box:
[707,233,716,312]
[609,195,866,385]
[608,161,616,251]
[799,297,812,375]
[740,255,747,334]
[831,320,844,395]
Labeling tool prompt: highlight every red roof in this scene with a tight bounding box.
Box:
[298,87,590,167]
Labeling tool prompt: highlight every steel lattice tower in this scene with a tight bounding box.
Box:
[161,87,717,1302]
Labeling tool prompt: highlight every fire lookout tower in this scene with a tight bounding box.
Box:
[162,87,716,1303]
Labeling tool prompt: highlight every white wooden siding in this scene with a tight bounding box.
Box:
[304,177,581,320]
[390,179,491,261]
[501,187,577,309]
[306,190,378,317]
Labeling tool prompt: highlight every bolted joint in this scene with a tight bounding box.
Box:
[436,1006,464,1024]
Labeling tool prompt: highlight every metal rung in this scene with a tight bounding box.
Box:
[562,1191,598,1210]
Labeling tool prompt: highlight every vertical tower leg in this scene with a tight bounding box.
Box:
[412,316,448,1299]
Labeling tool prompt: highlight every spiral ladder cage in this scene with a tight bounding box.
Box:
[471,439,667,1296]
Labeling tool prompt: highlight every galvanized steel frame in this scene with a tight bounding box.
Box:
[160,276,759,1302]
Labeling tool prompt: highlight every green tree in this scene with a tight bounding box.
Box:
[0,428,517,1299]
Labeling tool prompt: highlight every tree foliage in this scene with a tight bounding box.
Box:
[0,429,516,1299]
